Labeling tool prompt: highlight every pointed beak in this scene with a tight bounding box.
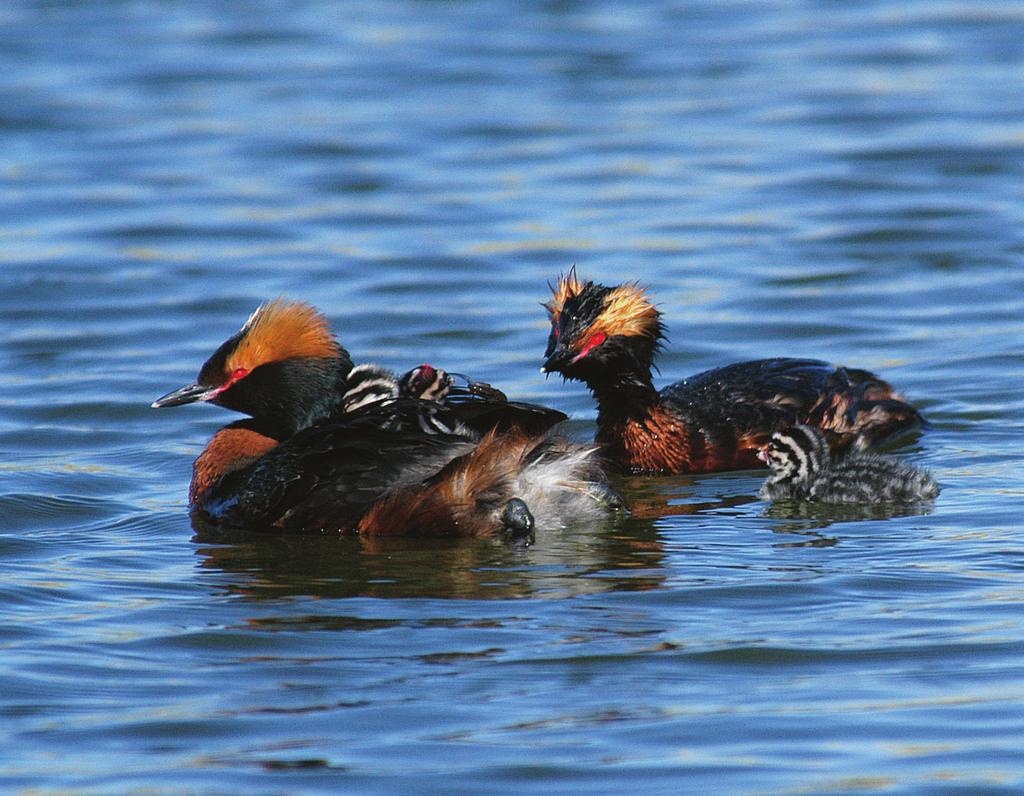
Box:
[540,344,575,375]
[151,382,220,409]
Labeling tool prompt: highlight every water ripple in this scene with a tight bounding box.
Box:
[2,0,1024,791]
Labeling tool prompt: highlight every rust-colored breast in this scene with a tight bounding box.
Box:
[601,406,764,475]
[190,427,279,505]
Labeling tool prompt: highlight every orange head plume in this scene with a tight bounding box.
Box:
[589,282,661,342]
[222,298,341,377]
[152,298,351,432]
[542,266,585,327]
[542,274,664,382]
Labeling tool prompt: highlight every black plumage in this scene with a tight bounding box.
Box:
[197,402,478,532]
[541,272,925,474]
[154,299,614,536]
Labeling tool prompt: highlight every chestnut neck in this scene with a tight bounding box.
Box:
[190,419,281,505]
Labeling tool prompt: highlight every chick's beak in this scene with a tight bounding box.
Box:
[151,382,220,409]
[756,448,771,464]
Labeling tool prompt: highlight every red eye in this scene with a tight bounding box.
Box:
[553,325,560,339]
[209,367,251,398]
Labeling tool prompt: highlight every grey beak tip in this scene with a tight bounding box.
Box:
[150,382,215,409]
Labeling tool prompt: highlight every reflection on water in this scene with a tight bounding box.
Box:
[192,469,936,603]
[615,472,763,519]
[193,513,665,601]
[763,497,936,523]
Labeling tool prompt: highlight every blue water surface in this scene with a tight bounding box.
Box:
[2,1,1024,793]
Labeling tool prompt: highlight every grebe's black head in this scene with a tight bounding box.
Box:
[152,299,352,436]
[541,268,664,388]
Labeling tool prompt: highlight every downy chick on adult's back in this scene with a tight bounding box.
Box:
[154,298,618,536]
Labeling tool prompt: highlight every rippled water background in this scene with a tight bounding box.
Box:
[3,1,1024,792]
